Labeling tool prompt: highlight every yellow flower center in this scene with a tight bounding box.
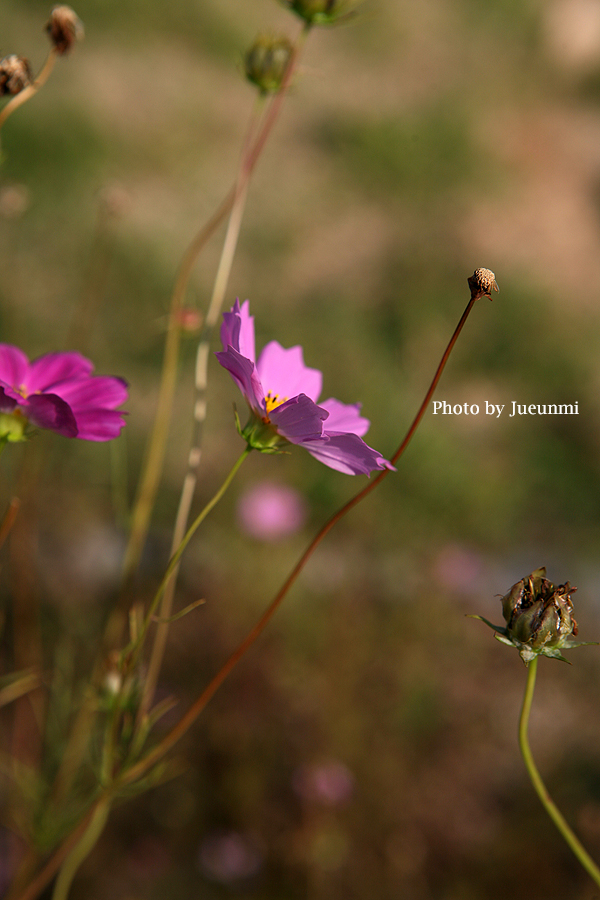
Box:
[264,391,288,414]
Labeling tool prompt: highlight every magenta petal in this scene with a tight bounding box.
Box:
[220,299,255,362]
[303,432,392,475]
[72,409,127,441]
[0,388,18,413]
[26,393,78,437]
[269,394,328,444]
[319,398,370,437]
[0,345,29,388]
[50,375,128,411]
[257,343,322,404]
[26,352,93,392]
[215,346,265,411]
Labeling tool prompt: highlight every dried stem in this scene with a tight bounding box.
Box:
[0,50,57,133]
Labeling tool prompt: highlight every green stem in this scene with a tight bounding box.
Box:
[125,445,252,665]
[116,289,482,791]
[518,657,600,888]
[50,799,111,900]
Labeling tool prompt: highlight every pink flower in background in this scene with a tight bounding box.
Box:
[0,345,127,441]
[216,300,392,475]
[237,481,307,541]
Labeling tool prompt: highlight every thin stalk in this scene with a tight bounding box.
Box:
[50,799,111,900]
[121,21,310,588]
[117,290,481,790]
[139,25,312,717]
[518,657,600,888]
[0,50,57,133]
[125,446,252,668]
[120,188,236,583]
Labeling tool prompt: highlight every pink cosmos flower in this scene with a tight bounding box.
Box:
[0,345,127,441]
[216,300,391,475]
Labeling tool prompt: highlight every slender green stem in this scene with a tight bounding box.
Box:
[50,799,111,900]
[518,657,600,887]
[138,25,312,717]
[125,446,252,667]
[121,24,309,587]
[116,290,482,791]
[120,190,236,584]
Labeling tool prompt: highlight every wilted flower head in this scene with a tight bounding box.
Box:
[244,35,294,94]
[280,0,358,25]
[46,6,84,55]
[468,267,499,301]
[0,56,32,96]
[216,300,392,476]
[0,345,127,443]
[474,567,595,665]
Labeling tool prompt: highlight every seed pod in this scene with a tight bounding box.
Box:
[468,267,499,301]
[244,35,294,94]
[46,6,84,55]
[0,56,32,96]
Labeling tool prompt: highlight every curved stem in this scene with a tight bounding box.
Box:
[126,446,252,668]
[518,657,600,887]
[138,24,312,716]
[120,189,236,584]
[117,290,481,790]
[121,23,310,587]
[0,50,57,133]
[50,799,111,900]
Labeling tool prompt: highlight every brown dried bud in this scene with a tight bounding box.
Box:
[45,6,84,55]
[468,267,499,301]
[0,56,32,96]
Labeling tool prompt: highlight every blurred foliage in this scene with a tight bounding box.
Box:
[2,0,600,898]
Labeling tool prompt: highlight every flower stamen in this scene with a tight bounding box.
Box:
[265,391,288,413]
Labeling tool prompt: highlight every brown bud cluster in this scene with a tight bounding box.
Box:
[501,567,578,657]
[0,56,32,96]
[45,6,84,55]
[468,267,499,301]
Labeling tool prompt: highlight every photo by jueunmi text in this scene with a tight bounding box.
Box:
[432,401,579,417]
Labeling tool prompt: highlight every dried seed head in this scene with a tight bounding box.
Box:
[0,56,32,96]
[244,35,294,94]
[45,6,84,55]
[468,267,499,301]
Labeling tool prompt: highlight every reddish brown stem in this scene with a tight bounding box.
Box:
[117,292,479,790]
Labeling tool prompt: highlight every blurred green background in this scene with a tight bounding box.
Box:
[3,0,600,897]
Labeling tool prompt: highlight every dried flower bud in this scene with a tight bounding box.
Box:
[45,6,84,55]
[280,0,358,26]
[468,267,499,301]
[244,35,294,94]
[473,567,596,664]
[0,56,32,96]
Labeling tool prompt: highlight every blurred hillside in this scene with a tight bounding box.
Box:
[3,1,600,898]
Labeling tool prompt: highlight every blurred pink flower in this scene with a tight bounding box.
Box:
[0,345,127,441]
[237,481,307,541]
[198,831,262,883]
[293,761,355,807]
